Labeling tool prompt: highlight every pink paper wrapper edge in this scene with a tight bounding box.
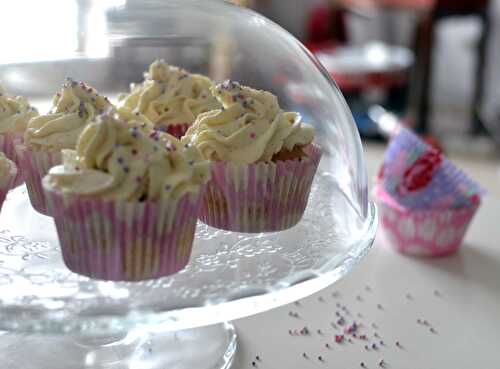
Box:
[0,163,18,213]
[374,186,480,257]
[15,145,62,215]
[0,132,25,186]
[199,144,322,233]
[43,182,204,281]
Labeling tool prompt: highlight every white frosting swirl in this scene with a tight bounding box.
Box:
[184,81,315,164]
[0,84,38,134]
[24,78,111,151]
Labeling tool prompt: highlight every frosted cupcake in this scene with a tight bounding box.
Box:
[17,78,111,214]
[43,113,210,281]
[0,84,39,185]
[0,152,17,213]
[184,80,322,232]
[118,59,220,138]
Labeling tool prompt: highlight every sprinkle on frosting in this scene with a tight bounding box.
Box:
[183,80,315,164]
[0,84,39,134]
[45,112,210,202]
[117,60,220,129]
[24,78,111,151]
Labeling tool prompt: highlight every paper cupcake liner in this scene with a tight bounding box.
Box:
[43,184,204,281]
[0,132,25,187]
[15,146,62,215]
[199,144,322,233]
[0,162,18,213]
[375,186,479,257]
[380,128,483,209]
[156,123,190,139]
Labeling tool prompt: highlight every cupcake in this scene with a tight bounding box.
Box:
[374,128,482,257]
[0,84,39,185]
[184,80,322,232]
[0,152,17,213]
[118,59,220,138]
[17,78,111,214]
[43,113,210,281]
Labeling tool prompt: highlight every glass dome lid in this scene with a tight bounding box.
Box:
[0,0,376,334]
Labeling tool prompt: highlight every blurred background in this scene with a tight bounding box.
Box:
[230,0,500,160]
[1,0,500,163]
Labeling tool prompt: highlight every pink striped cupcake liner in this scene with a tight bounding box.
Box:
[375,186,479,257]
[43,182,204,281]
[15,145,62,215]
[0,132,25,186]
[200,144,322,233]
[0,160,17,213]
[156,123,190,139]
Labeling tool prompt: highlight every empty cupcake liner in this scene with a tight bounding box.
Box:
[0,161,17,213]
[379,128,483,209]
[375,186,479,257]
[44,183,204,281]
[15,145,62,215]
[156,123,190,139]
[0,132,25,186]
[199,144,322,233]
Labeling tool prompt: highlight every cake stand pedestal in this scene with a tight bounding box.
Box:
[0,323,236,369]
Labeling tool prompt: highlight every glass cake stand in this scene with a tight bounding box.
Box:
[0,176,376,368]
[0,1,378,367]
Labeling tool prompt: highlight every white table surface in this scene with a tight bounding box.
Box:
[232,143,500,369]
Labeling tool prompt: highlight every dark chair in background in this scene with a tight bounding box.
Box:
[411,0,490,134]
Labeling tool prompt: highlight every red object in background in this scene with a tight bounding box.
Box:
[306,4,347,45]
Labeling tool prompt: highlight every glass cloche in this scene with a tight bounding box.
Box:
[0,1,377,367]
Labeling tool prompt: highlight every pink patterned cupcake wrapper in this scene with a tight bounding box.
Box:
[380,128,483,209]
[156,123,190,139]
[200,144,322,233]
[15,146,62,215]
[0,132,25,187]
[375,186,479,257]
[0,163,18,213]
[44,186,204,281]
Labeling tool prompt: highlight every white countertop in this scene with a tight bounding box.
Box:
[232,143,500,369]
